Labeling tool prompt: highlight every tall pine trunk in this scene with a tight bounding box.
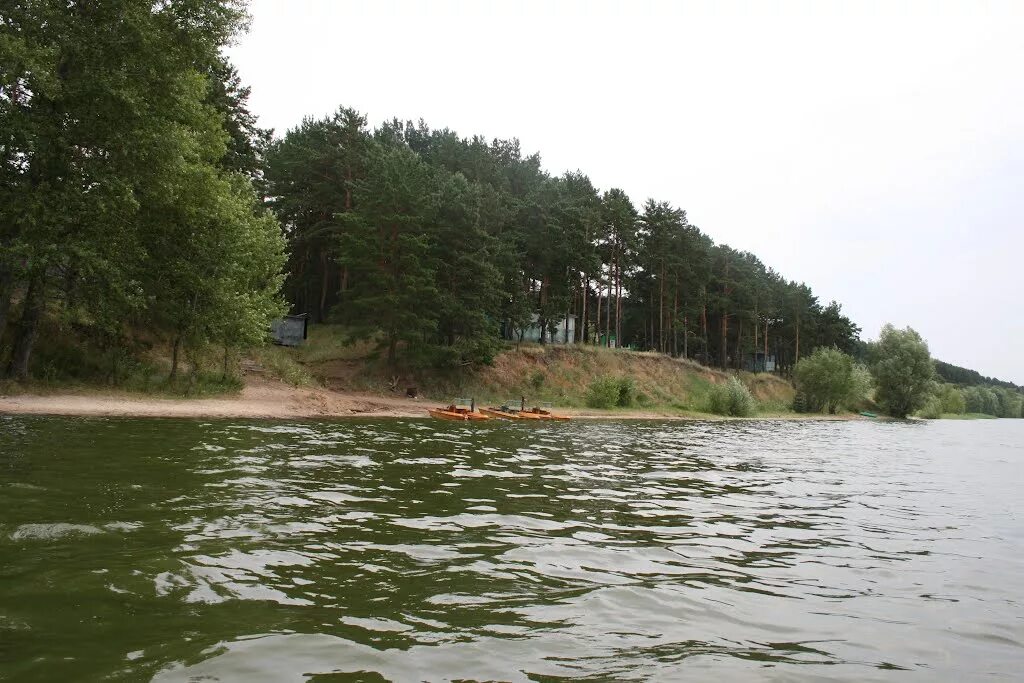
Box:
[6,273,45,381]
[753,310,759,365]
[719,312,729,368]
[581,275,589,343]
[683,315,688,359]
[672,279,679,357]
[387,334,398,367]
[735,317,744,370]
[648,298,654,350]
[0,265,13,343]
[605,271,612,347]
[594,275,602,346]
[795,315,801,365]
[614,256,622,347]
[319,251,329,322]
[700,286,708,363]
[659,262,665,352]
[170,335,182,382]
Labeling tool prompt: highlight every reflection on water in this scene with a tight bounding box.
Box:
[1,416,1022,681]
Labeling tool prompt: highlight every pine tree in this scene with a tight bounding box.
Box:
[339,143,440,366]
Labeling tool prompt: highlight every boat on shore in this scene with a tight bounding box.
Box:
[479,401,543,420]
[521,402,571,421]
[428,398,490,421]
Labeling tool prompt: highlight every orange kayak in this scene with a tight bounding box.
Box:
[428,408,468,421]
[428,405,491,421]
[479,407,543,420]
[522,407,571,421]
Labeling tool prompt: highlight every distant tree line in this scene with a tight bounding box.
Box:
[792,325,1023,419]
[934,360,1022,392]
[266,110,861,369]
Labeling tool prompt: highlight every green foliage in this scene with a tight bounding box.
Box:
[707,377,755,417]
[964,386,986,414]
[338,143,441,366]
[848,364,874,407]
[995,388,1023,418]
[264,106,868,375]
[963,385,1010,417]
[585,377,620,409]
[529,370,545,391]
[917,395,945,419]
[793,347,855,413]
[934,359,1022,393]
[935,383,967,415]
[616,377,636,407]
[870,325,935,418]
[250,346,316,387]
[0,1,284,382]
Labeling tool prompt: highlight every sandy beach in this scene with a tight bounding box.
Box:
[0,373,865,421]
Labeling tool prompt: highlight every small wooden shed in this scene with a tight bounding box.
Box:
[270,314,309,347]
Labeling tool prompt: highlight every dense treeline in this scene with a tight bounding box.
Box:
[266,110,861,370]
[0,1,284,383]
[927,360,1023,419]
[934,360,1022,392]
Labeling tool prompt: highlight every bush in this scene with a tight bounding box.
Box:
[936,383,966,415]
[251,345,315,387]
[995,388,1023,418]
[848,364,874,408]
[918,394,944,419]
[980,387,999,416]
[963,386,986,414]
[616,377,636,407]
[707,376,755,417]
[793,347,855,414]
[585,377,620,409]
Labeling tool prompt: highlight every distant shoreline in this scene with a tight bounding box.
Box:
[0,376,864,422]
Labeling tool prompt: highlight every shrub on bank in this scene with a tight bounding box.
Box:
[793,347,870,414]
[707,377,755,417]
[586,377,620,409]
[585,376,637,409]
[917,394,945,419]
[616,377,636,407]
[935,383,966,415]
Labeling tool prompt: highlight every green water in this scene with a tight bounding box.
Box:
[1,416,1022,681]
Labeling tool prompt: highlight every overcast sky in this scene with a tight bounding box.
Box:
[227,0,1024,384]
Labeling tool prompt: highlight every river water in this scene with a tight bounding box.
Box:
[1,416,1022,681]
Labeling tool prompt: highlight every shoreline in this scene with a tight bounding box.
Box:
[0,375,862,422]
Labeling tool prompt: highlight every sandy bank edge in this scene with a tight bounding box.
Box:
[0,376,863,422]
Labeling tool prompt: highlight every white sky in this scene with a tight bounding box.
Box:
[227,0,1024,384]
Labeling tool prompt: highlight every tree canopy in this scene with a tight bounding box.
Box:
[0,0,284,382]
[870,325,935,418]
[265,109,863,369]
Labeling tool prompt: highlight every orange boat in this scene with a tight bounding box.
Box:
[521,402,571,421]
[479,403,543,420]
[428,398,491,421]
[428,407,469,421]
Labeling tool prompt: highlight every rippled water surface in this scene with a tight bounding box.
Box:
[1,416,1022,681]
